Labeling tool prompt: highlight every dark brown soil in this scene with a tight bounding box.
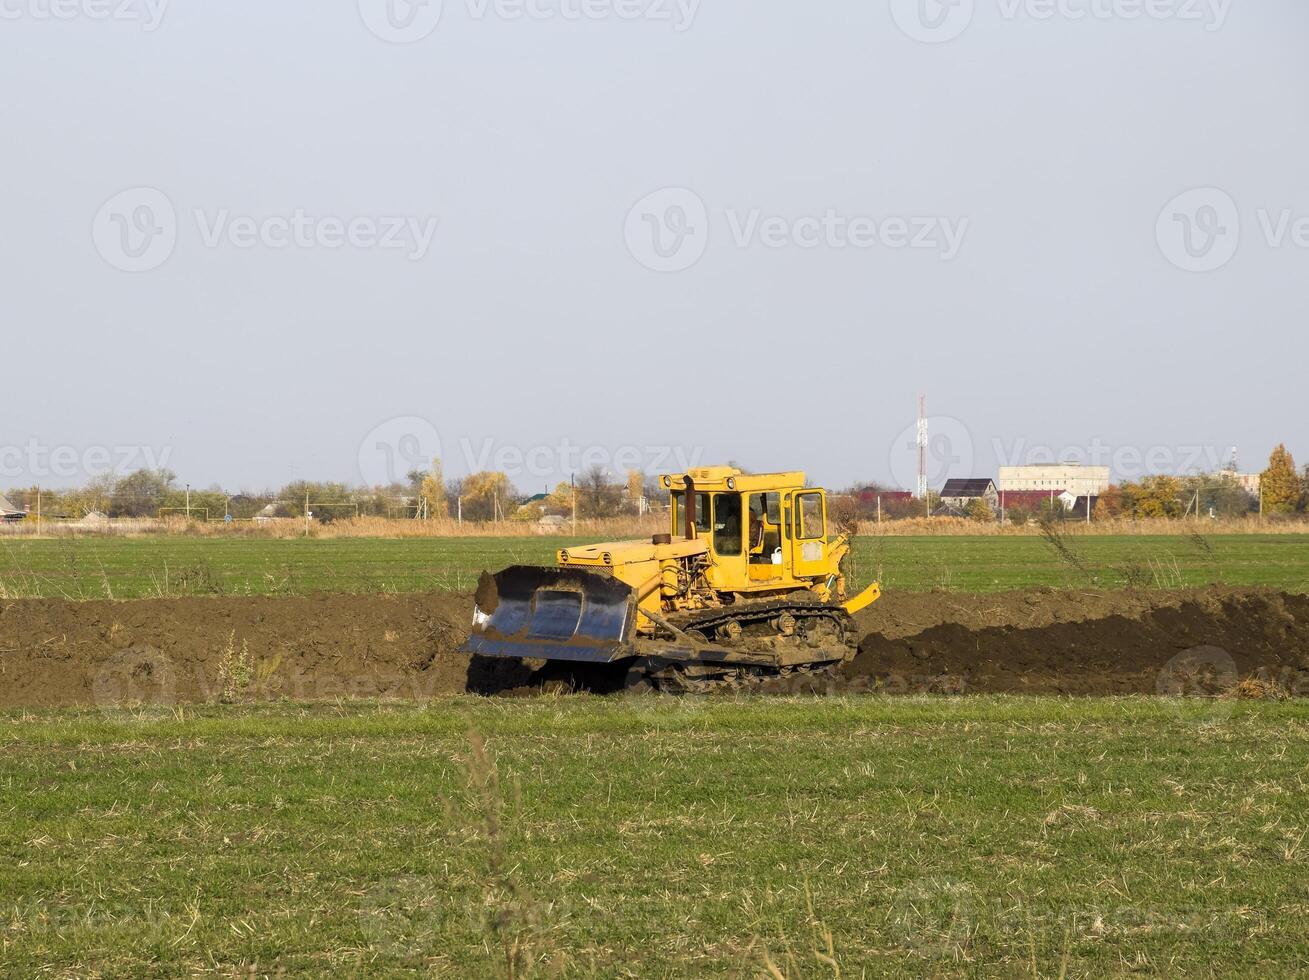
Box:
[0,586,1306,708]
[846,586,1309,695]
[0,592,475,709]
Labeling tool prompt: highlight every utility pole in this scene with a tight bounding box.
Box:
[185,483,191,520]
[457,496,463,526]
[571,473,577,533]
[877,495,882,525]
[35,486,41,538]
[305,490,311,536]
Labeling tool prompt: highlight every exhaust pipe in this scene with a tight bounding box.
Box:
[685,476,696,540]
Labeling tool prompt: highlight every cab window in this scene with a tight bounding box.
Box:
[748,492,782,563]
[712,493,742,556]
[672,491,712,536]
[796,492,825,540]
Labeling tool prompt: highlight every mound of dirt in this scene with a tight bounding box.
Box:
[0,586,1305,707]
[846,587,1309,695]
[0,592,475,709]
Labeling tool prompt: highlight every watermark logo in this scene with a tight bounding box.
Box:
[1156,187,1240,273]
[358,0,444,43]
[890,0,975,44]
[990,438,1233,482]
[93,187,440,271]
[886,876,978,959]
[624,187,709,273]
[91,646,177,721]
[0,442,173,481]
[0,0,170,30]
[456,436,703,482]
[1156,645,1238,725]
[361,0,699,39]
[358,875,445,959]
[93,187,177,273]
[891,0,1231,42]
[888,415,975,495]
[358,417,444,487]
[624,188,968,272]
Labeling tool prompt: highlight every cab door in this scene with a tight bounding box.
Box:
[790,490,829,579]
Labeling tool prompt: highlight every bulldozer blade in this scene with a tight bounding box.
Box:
[461,566,637,664]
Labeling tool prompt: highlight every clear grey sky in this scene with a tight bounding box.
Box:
[2,0,1306,493]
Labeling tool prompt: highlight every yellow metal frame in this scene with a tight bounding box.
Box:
[558,467,881,634]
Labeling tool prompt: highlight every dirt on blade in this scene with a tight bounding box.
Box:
[0,585,1307,707]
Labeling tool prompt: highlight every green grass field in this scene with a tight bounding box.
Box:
[3,697,1307,976]
[2,532,1308,600]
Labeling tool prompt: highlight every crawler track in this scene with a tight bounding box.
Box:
[630,598,858,693]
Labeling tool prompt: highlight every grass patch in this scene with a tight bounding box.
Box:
[2,533,1309,600]
[2,696,1308,975]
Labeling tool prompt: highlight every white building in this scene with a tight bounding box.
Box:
[998,464,1111,498]
[1224,472,1261,497]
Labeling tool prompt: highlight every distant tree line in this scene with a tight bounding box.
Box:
[4,460,659,523]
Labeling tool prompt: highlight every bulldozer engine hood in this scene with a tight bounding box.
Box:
[462,565,637,664]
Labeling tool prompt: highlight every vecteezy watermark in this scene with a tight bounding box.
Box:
[92,187,178,273]
[990,439,1232,481]
[1155,187,1241,273]
[358,418,705,486]
[890,0,1231,44]
[1156,645,1238,725]
[624,188,710,273]
[1157,187,1309,273]
[0,441,174,481]
[888,416,976,495]
[0,0,170,30]
[93,187,440,272]
[358,875,445,959]
[358,0,699,42]
[91,646,177,721]
[359,417,445,488]
[624,187,969,273]
[357,0,444,43]
[456,436,704,482]
[886,876,979,959]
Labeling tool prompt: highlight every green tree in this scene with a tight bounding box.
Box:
[965,497,994,523]
[110,469,177,518]
[1260,444,1300,514]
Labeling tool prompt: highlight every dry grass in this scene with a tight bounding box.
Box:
[7,512,1307,540]
[0,514,667,540]
[861,516,1309,537]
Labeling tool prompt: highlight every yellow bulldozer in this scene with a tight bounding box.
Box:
[463,467,881,691]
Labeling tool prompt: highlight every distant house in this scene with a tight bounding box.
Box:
[536,514,568,533]
[939,479,999,512]
[253,503,281,523]
[999,489,1077,514]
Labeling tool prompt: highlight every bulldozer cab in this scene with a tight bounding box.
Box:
[667,468,831,592]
